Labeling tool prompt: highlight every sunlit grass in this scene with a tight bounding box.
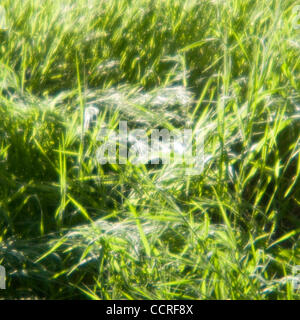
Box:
[0,0,299,299]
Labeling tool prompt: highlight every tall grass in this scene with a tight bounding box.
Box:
[0,0,299,299]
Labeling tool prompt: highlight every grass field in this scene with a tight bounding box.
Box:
[0,0,299,299]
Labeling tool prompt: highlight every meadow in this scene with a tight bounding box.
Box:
[0,0,299,299]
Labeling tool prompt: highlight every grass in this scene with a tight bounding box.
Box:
[0,0,299,299]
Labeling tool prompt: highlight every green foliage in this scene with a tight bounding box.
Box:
[0,0,299,299]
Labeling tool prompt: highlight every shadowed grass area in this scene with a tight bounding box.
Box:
[0,0,299,299]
